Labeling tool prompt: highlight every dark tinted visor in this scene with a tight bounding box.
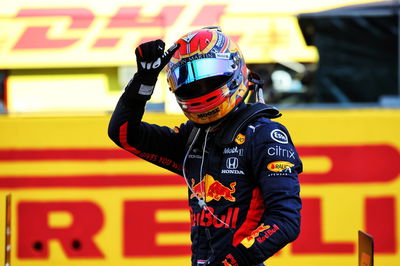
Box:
[169,57,236,92]
[175,75,231,99]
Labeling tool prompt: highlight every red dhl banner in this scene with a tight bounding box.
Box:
[0,4,313,67]
[1,0,380,67]
[0,0,382,68]
[0,110,399,266]
[0,0,382,69]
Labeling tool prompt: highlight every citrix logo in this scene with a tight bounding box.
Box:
[267,145,295,159]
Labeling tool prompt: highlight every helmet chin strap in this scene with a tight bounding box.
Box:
[190,71,265,128]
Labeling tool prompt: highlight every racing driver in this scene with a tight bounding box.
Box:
[108,26,302,266]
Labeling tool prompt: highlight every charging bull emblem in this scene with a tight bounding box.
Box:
[190,178,206,199]
[240,223,280,248]
[240,224,271,248]
[190,174,236,202]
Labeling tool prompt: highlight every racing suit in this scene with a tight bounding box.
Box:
[108,83,302,265]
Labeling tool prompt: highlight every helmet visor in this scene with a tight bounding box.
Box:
[169,57,236,92]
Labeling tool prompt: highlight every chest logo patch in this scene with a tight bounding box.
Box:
[190,174,236,202]
[267,161,294,172]
[270,129,288,144]
[235,133,246,145]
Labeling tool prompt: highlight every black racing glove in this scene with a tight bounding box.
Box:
[125,39,180,102]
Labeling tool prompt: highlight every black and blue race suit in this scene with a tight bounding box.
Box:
[108,89,302,266]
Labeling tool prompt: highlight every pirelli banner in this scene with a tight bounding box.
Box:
[0,109,399,266]
[0,0,380,67]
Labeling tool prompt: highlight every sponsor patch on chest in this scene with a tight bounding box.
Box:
[221,157,245,175]
[267,161,294,172]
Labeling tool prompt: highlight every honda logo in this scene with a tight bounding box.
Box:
[226,157,239,169]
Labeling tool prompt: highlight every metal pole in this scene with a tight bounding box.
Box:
[5,194,11,266]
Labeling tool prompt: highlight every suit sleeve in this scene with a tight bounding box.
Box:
[235,121,302,263]
[108,73,190,176]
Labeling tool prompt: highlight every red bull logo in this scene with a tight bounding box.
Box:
[240,224,280,248]
[256,224,280,244]
[190,174,236,202]
[223,254,238,266]
[206,174,236,202]
[190,206,239,228]
[190,178,205,200]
